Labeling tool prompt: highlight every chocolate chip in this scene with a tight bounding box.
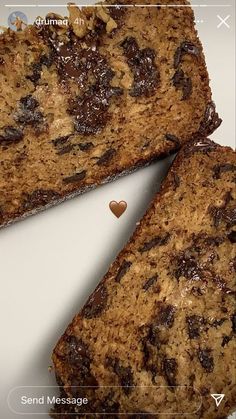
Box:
[63,170,86,184]
[186,315,206,339]
[81,283,108,319]
[221,335,232,347]
[157,303,175,328]
[17,110,44,126]
[212,163,236,180]
[198,102,222,136]
[20,95,39,111]
[78,142,94,151]
[210,206,236,228]
[198,349,214,372]
[26,62,42,84]
[165,133,181,147]
[22,189,60,211]
[52,135,70,147]
[107,358,134,395]
[0,57,5,65]
[108,4,125,21]
[174,41,200,68]
[143,275,158,291]
[16,97,44,126]
[139,233,170,253]
[228,231,236,243]
[121,37,160,97]
[173,69,192,100]
[162,358,177,386]
[0,126,24,145]
[58,144,75,155]
[64,335,88,366]
[174,253,202,281]
[97,148,116,166]
[115,260,132,283]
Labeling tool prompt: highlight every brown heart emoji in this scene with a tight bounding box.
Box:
[109,200,127,218]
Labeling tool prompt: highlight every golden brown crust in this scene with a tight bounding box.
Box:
[0,0,220,228]
[52,138,236,419]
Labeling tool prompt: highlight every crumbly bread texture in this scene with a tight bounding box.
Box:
[0,0,221,228]
[52,138,236,419]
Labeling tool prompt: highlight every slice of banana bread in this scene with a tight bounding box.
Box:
[0,0,221,228]
[52,138,236,419]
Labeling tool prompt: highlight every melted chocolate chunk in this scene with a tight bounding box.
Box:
[186,315,206,339]
[162,358,177,386]
[81,283,108,319]
[0,126,24,145]
[115,260,132,283]
[57,46,123,134]
[63,170,86,184]
[107,358,134,395]
[210,206,236,228]
[64,335,88,366]
[62,335,98,390]
[173,69,192,100]
[121,37,160,97]
[109,4,125,21]
[174,41,200,68]
[0,57,5,65]
[17,96,44,126]
[20,95,39,111]
[157,303,175,328]
[198,102,222,136]
[228,231,236,243]
[174,253,202,281]
[143,275,158,291]
[17,109,44,126]
[198,349,214,372]
[73,83,123,135]
[26,62,43,84]
[165,133,181,147]
[97,148,116,166]
[213,163,236,180]
[139,233,170,253]
[22,189,60,211]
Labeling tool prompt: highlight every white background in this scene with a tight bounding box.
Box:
[0,1,235,418]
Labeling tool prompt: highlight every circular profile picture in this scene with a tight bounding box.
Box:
[8,11,28,31]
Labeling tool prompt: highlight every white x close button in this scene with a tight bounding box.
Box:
[217,15,231,29]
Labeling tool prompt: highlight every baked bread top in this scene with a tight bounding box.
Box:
[52,138,236,419]
[0,0,220,228]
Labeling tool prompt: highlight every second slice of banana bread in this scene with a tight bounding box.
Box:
[52,138,236,419]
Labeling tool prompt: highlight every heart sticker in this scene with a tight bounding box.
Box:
[109,201,127,218]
